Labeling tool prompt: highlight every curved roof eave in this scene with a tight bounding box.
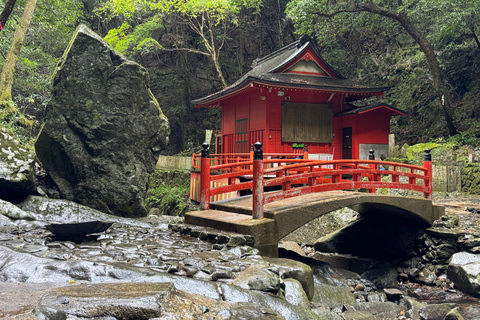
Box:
[192,76,389,107]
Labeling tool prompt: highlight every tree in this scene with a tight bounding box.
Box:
[100,0,261,88]
[432,0,480,49]
[0,0,37,103]
[286,0,458,136]
[0,0,18,30]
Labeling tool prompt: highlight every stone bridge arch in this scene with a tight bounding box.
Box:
[186,191,445,256]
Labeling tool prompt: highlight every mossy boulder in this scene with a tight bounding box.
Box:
[0,127,35,202]
[35,24,169,217]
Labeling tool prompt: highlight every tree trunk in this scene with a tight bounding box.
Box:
[0,0,18,29]
[360,3,458,136]
[0,0,37,102]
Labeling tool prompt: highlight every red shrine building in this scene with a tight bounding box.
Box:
[192,36,406,160]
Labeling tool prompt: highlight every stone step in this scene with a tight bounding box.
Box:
[185,210,278,256]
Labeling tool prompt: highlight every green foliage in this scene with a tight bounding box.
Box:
[406,143,440,161]
[0,100,39,148]
[104,16,165,55]
[146,170,191,216]
[145,184,189,216]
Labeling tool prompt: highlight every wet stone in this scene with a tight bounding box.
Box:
[211,270,234,281]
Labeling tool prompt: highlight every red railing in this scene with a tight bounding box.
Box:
[198,143,433,218]
[192,151,309,170]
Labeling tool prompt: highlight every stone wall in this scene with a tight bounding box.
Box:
[462,163,480,194]
[156,156,192,170]
[432,165,462,192]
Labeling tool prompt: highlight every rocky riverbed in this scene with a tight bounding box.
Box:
[2,194,480,319]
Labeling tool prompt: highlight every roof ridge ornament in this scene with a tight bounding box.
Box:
[298,35,311,48]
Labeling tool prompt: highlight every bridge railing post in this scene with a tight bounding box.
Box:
[423,148,432,199]
[200,142,211,210]
[252,141,264,219]
[303,145,308,160]
[368,149,376,193]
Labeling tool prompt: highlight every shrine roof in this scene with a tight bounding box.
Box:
[192,36,389,106]
[335,104,407,117]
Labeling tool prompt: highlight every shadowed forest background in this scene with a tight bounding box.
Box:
[1,0,480,154]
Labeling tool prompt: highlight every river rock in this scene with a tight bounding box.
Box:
[311,282,357,309]
[447,252,480,296]
[404,296,426,320]
[35,24,169,218]
[447,253,480,297]
[355,301,405,319]
[444,308,466,320]
[15,195,149,227]
[283,278,310,309]
[232,264,283,294]
[267,257,314,300]
[34,282,284,320]
[419,303,458,320]
[0,198,34,220]
[0,127,35,203]
[361,265,398,289]
[431,214,459,229]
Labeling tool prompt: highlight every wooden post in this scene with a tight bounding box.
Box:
[252,141,264,219]
[200,142,211,210]
[368,149,376,193]
[423,148,432,199]
[303,145,308,160]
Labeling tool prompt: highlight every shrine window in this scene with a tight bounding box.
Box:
[282,103,332,143]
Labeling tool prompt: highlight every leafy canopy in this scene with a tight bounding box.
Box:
[100,0,260,24]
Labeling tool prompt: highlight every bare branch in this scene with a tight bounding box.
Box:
[160,46,210,56]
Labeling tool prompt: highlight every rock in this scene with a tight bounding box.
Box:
[432,214,459,229]
[464,238,480,248]
[449,252,480,265]
[361,266,398,289]
[311,261,360,287]
[283,278,310,309]
[0,127,35,202]
[0,198,34,220]
[355,301,405,319]
[342,311,373,320]
[447,260,480,297]
[383,288,404,300]
[444,308,466,320]
[35,24,169,218]
[34,282,284,320]
[354,283,365,291]
[311,282,357,309]
[220,282,321,320]
[436,243,457,260]
[15,195,149,227]
[267,257,314,300]
[366,292,386,302]
[232,264,283,294]
[418,303,458,320]
[404,296,426,320]
[311,309,343,319]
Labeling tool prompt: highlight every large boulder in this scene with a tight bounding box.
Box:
[35,24,169,217]
[447,252,480,297]
[0,127,35,202]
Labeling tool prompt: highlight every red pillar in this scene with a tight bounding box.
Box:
[368,149,376,194]
[252,142,264,219]
[200,142,211,210]
[423,148,432,199]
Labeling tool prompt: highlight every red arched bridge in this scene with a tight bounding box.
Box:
[186,142,445,256]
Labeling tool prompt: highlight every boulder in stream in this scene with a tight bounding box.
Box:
[35,24,169,218]
[447,252,480,297]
